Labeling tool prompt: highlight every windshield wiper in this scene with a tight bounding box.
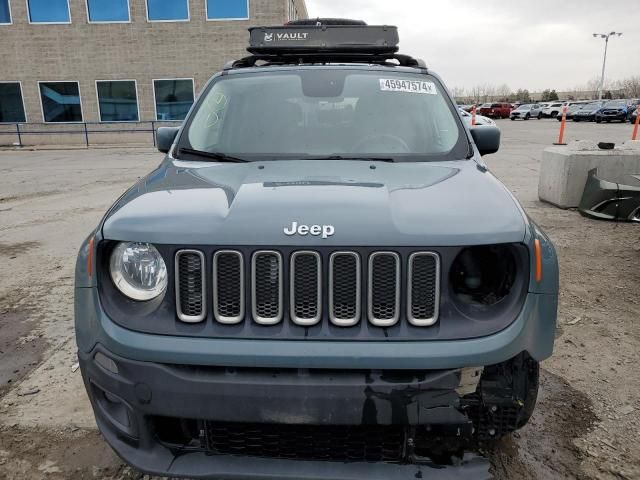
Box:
[306,155,396,162]
[178,147,248,163]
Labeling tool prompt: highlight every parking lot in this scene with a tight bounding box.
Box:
[0,119,638,480]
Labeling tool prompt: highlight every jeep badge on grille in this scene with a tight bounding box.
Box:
[284,222,335,239]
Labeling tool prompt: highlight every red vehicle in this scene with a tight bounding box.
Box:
[479,102,512,119]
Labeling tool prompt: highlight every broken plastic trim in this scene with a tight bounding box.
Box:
[579,168,640,222]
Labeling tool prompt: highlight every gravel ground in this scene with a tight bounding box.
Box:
[0,120,638,479]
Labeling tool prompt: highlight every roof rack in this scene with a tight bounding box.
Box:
[227,53,425,69]
[225,19,426,70]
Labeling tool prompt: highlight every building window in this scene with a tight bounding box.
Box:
[96,80,139,122]
[39,82,83,123]
[206,0,249,20]
[0,83,26,123]
[146,0,189,22]
[0,0,11,24]
[153,79,194,121]
[87,0,130,23]
[27,0,71,24]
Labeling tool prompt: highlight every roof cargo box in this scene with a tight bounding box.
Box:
[248,24,399,55]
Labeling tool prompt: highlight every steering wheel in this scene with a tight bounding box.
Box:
[351,134,411,154]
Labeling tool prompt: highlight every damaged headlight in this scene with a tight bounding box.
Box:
[109,242,168,301]
[449,244,519,313]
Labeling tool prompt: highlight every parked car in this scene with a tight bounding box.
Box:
[479,102,512,119]
[573,101,604,122]
[629,107,639,124]
[510,104,543,120]
[596,99,633,123]
[74,19,558,478]
[556,103,586,121]
[459,107,496,126]
[541,102,567,118]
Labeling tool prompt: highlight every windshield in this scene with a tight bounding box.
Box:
[584,103,601,109]
[516,105,531,111]
[604,100,626,108]
[180,69,467,162]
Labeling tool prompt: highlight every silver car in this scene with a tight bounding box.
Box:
[510,104,543,120]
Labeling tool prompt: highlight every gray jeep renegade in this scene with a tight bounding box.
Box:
[75,19,559,479]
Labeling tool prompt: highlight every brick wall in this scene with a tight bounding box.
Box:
[0,0,306,127]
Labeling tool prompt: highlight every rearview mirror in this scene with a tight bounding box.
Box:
[156,127,180,154]
[470,125,501,156]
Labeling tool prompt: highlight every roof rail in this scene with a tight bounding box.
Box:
[226,53,426,70]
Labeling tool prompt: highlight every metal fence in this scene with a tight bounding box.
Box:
[0,121,182,148]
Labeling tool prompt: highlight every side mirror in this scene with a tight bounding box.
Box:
[470,125,501,156]
[156,127,180,154]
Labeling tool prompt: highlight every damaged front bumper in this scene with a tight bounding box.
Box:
[579,168,640,222]
[79,345,504,479]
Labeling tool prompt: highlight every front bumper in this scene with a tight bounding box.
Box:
[597,112,627,121]
[80,345,492,479]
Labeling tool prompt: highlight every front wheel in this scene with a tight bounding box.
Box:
[525,114,530,120]
[537,113,542,119]
[596,118,602,123]
[551,111,558,118]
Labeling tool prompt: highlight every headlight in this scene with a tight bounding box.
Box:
[450,245,518,312]
[109,242,168,301]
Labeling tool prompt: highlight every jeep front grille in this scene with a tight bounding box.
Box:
[408,252,440,326]
[251,251,283,325]
[290,251,322,326]
[174,249,440,329]
[329,252,361,327]
[175,250,206,322]
[213,251,244,324]
[368,252,401,327]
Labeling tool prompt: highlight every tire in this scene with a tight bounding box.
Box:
[510,117,515,121]
[525,114,530,120]
[537,113,542,119]
[596,118,602,123]
[551,111,558,118]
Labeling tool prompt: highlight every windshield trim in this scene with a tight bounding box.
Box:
[176,67,473,164]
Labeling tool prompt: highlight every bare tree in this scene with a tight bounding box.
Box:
[450,86,466,102]
[620,76,640,98]
[495,84,512,101]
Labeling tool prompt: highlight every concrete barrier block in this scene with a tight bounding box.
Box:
[539,141,640,208]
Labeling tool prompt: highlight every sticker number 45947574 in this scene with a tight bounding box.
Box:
[379,79,437,95]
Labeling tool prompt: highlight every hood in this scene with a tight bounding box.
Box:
[102,159,527,247]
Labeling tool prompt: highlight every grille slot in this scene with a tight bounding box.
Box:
[251,251,283,325]
[213,251,244,324]
[407,252,440,326]
[329,252,361,327]
[290,251,322,326]
[205,422,405,463]
[368,252,400,327]
[175,250,206,323]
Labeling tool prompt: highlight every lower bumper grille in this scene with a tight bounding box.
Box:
[205,422,406,463]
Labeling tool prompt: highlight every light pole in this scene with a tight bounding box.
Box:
[593,32,622,100]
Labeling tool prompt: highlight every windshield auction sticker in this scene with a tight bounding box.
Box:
[379,79,437,94]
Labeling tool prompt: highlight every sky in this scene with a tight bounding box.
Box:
[304,0,640,94]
